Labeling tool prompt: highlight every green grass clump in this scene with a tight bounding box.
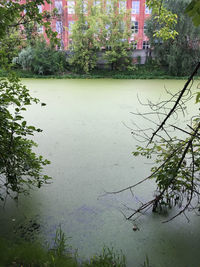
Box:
[82,247,126,267]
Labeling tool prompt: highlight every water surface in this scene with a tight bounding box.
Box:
[1,79,200,267]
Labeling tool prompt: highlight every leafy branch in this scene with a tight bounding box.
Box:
[105,62,200,223]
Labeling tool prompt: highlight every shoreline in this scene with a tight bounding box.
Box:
[1,69,199,80]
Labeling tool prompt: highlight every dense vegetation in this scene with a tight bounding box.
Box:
[13,39,68,75]
[9,0,200,77]
[146,0,200,76]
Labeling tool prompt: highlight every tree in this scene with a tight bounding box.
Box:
[69,0,100,73]
[0,0,57,202]
[69,0,135,72]
[146,0,200,76]
[145,0,178,40]
[185,0,200,26]
[0,74,51,202]
[99,0,133,71]
[145,0,200,38]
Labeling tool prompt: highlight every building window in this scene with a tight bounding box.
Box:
[145,4,151,14]
[106,0,112,13]
[132,1,140,14]
[143,22,147,34]
[68,1,75,14]
[143,41,150,49]
[132,41,137,49]
[56,21,63,34]
[37,25,43,34]
[83,1,87,13]
[131,21,138,34]
[94,0,101,7]
[55,1,63,14]
[38,5,42,13]
[68,21,74,34]
[119,1,126,13]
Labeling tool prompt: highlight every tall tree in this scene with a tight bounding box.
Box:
[69,0,100,73]
[100,0,133,71]
[146,0,200,76]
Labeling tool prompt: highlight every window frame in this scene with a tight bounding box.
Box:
[131,1,140,14]
[68,1,75,14]
[55,1,63,14]
[56,20,63,34]
[142,41,150,49]
[131,20,139,34]
[145,4,151,14]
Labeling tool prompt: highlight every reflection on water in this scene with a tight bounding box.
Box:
[1,79,200,267]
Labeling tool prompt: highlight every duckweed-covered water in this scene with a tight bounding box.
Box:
[1,79,200,267]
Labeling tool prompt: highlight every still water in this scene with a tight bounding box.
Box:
[1,79,200,267]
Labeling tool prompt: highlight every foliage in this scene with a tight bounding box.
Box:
[109,0,200,223]
[0,1,56,201]
[146,0,200,76]
[69,0,134,73]
[146,0,178,40]
[146,0,200,39]
[122,62,200,222]
[0,0,58,67]
[2,65,195,79]
[69,0,100,73]
[13,47,34,71]
[0,74,51,202]
[99,0,134,71]
[185,0,200,26]
[15,39,68,75]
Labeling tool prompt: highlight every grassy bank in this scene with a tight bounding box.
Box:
[0,66,197,80]
[0,237,126,267]
[0,226,127,267]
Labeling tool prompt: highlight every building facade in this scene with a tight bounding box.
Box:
[20,0,151,50]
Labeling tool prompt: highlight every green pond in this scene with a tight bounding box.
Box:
[1,79,200,267]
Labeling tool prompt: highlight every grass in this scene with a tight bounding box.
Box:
[82,247,126,267]
[0,227,126,267]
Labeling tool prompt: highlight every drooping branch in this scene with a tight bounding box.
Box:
[149,62,200,143]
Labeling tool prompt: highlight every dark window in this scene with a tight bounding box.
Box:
[132,41,137,49]
[143,22,147,34]
[143,41,150,49]
[131,21,138,34]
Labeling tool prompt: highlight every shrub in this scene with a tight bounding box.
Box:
[14,40,69,75]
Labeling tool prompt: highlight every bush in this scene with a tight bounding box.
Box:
[13,47,33,71]
[14,40,69,75]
